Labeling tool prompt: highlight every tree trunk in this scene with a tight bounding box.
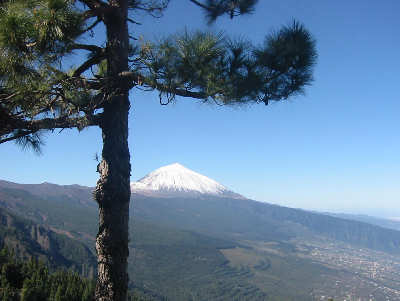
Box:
[94,1,131,300]
[94,97,130,301]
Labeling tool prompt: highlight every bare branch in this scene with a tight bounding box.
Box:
[127,18,141,25]
[189,0,208,9]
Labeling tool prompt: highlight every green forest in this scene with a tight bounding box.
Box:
[0,247,149,301]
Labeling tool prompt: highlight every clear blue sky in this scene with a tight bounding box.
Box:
[1,1,399,217]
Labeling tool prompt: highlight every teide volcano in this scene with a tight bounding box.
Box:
[130,163,243,199]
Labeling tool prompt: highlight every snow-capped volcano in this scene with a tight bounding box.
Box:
[131,163,242,198]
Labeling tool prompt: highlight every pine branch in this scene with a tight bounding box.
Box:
[117,71,208,99]
[71,43,103,53]
[0,130,37,144]
[135,23,316,105]
[83,18,102,32]
[0,115,102,144]
[157,85,207,99]
[79,0,110,10]
[83,7,113,19]
[73,51,107,77]
[189,0,259,23]
[128,0,170,18]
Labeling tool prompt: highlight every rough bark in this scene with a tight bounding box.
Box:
[94,97,130,301]
[94,1,131,300]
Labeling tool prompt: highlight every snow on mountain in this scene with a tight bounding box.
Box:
[131,163,242,198]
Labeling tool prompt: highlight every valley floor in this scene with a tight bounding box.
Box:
[221,238,400,301]
[298,239,400,300]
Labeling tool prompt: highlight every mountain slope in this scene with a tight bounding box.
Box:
[133,193,400,254]
[0,206,96,276]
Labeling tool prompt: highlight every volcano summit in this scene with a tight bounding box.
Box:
[130,163,242,198]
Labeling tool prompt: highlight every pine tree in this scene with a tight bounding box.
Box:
[0,247,98,301]
[0,1,317,300]
[82,281,94,301]
[1,262,24,289]
[54,285,64,301]
[0,282,18,301]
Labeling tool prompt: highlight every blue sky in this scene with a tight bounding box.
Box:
[1,0,399,217]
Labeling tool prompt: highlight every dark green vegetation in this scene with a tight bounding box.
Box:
[0,206,96,276]
[1,180,400,300]
[0,246,95,301]
[0,247,149,301]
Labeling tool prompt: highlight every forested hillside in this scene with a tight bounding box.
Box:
[0,246,95,301]
[133,194,400,254]
[0,247,149,301]
[0,207,96,276]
